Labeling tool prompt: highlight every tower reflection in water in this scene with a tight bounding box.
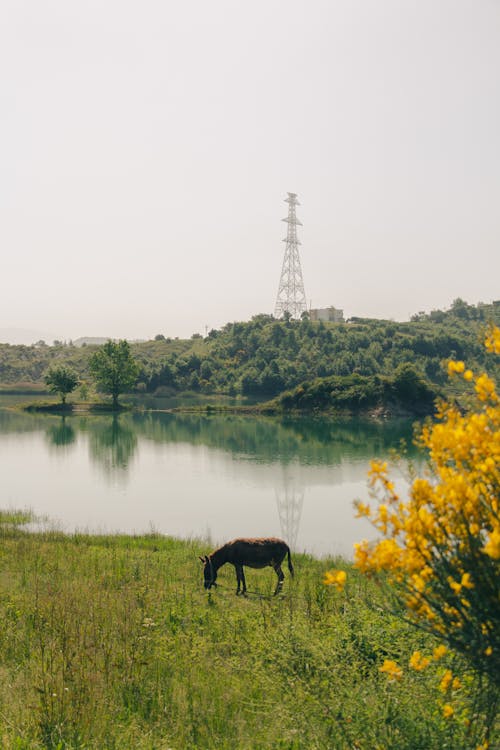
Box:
[275,469,304,551]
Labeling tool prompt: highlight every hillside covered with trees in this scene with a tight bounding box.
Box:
[1,299,499,412]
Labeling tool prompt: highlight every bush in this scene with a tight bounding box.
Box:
[353,326,500,741]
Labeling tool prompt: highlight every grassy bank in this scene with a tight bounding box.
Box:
[0,523,495,749]
[22,401,132,415]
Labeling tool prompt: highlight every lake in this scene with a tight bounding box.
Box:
[0,405,420,557]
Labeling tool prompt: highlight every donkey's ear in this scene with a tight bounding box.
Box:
[198,556,205,564]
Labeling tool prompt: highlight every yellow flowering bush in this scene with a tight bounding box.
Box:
[355,326,500,688]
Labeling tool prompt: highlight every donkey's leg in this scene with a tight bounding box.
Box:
[240,566,247,595]
[273,564,285,595]
[234,564,242,594]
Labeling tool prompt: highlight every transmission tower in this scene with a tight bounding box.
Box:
[274,192,307,319]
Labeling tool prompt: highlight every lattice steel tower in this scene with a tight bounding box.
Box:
[274,192,307,319]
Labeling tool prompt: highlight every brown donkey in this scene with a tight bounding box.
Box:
[200,537,294,595]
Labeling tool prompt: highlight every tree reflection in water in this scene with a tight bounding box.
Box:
[129,412,419,466]
[88,416,138,475]
[0,407,419,467]
[45,417,76,449]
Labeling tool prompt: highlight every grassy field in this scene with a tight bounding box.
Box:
[0,519,496,749]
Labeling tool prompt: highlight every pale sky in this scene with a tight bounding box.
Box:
[1,0,499,343]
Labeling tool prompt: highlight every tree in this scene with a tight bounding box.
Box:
[89,340,139,408]
[391,362,437,410]
[44,365,79,405]
[450,297,471,319]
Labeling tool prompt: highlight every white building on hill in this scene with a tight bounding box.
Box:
[309,306,345,323]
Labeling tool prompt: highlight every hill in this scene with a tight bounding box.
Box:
[0,299,499,411]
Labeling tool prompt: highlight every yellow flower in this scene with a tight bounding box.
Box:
[355,501,371,518]
[475,373,498,403]
[442,704,454,719]
[460,572,473,589]
[483,528,500,560]
[448,360,465,375]
[463,369,474,381]
[448,576,462,594]
[368,460,388,487]
[433,645,447,660]
[369,460,388,475]
[409,651,430,671]
[485,325,500,354]
[379,660,403,682]
[323,569,347,592]
[411,573,426,593]
[353,541,370,571]
[439,670,453,692]
[484,646,492,656]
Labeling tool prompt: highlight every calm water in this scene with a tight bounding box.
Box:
[0,405,419,557]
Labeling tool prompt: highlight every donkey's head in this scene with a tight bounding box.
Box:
[199,555,217,589]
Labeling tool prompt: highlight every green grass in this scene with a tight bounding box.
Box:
[0,508,36,525]
[0,524,496,749]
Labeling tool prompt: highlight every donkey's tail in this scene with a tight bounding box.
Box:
[287,547,294,578]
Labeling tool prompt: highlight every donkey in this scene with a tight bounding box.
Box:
[200,537,294,595]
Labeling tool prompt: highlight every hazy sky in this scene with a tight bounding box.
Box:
[1,0,499,343]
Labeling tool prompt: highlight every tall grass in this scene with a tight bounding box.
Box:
[0,524,495,749]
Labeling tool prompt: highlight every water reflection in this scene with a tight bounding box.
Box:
[0,407,419,483]
[0,405,421,555]
[87,416,138,474]
[45,417,76,450]
[127,412,419,466]
[275,470,304,550]
[0,407,419,470]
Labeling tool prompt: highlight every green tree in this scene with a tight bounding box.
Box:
[391,362,437,409]
[44,365,79,404]
[89,340,139,408]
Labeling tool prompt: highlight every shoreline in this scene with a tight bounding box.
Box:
[13,397,431,420]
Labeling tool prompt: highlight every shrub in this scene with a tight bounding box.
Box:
[353,327,500,740]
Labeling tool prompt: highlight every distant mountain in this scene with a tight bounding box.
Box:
[73,337,146,347]
[0,328,60,346]
[0,331,145,347]
[73,337,112,347]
